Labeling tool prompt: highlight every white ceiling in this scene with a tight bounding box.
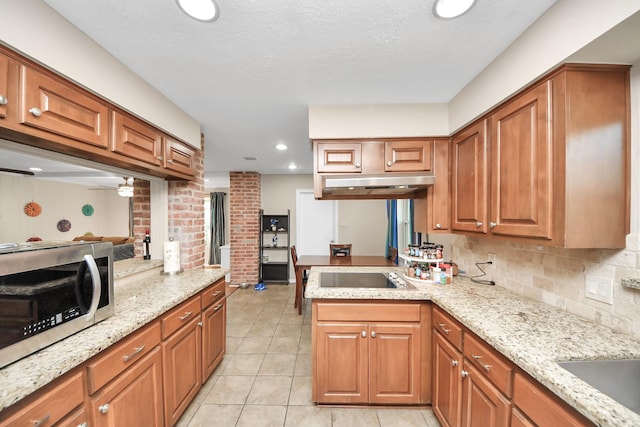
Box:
[37,0,557,178]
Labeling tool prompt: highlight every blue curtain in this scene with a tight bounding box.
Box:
[386,200,398,262]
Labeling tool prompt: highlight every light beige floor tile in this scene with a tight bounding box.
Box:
[279,313,305,325]
[203,375,255,404]
[186,403,243,427]
[220,353,265,375]
[294,354,312,377]
[268,336,301,354]
[226,336,243,353]
[237,336,272,354]
[236,405,288,427]
[259,353,297,375]
[255,311,284,324]
[284,405,332,427]
[377,408,431,426]
[274,323,302,339]
[421,409,442,426]
[297,336,312,354]
[288,376,313,406]
[227,322,253,338]
[246,375,293,405]
[332,407,381,426]
[246,322,279,337]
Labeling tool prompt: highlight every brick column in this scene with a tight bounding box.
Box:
[132,179,150,258]
[229,171,261,285]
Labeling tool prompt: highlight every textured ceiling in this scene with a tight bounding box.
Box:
[39,0,557,177]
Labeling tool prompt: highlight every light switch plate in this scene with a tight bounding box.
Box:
[585,275,614,304]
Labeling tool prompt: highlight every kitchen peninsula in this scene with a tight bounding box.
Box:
[0,259,228,426]
[306,266,640,427]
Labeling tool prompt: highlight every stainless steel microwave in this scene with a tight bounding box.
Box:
[0,241,114,368]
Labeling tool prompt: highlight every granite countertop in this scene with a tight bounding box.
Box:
[306,266,640,427]
[0,259,227,412]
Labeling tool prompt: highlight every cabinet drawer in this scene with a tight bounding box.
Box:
[162,297,201,339]
[200,279,225,310]
[315,302,421,322]
[432,306,463,351]
[87,321,161,394]
[2,370,85,427]
[111,110,162,166]
[464,333,513,397]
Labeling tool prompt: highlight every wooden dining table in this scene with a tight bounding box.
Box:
[294,255,397,314]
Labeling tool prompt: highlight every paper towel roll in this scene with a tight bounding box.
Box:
[163,240,181,273]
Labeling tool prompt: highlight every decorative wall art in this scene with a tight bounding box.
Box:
[24,201,42,217]
[82,204,95,216]
[57,219,72,232]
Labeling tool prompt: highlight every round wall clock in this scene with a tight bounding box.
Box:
[57,219,72,232]
[24,201,42,217]
[82,204,95,216]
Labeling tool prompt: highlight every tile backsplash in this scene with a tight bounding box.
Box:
[451,236,640,340]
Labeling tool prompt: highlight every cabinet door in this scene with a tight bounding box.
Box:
[460,361,511,427]
[452,120,488,233]
[415,138,451,233]
[202,299,226,382]
[91,346,164,427]
[111,111,163,166]
[162,316,202,427]
[0,53,8,119]
[490,82,552,239]
[164,136,196,177]
[433,331,463,427]
[384,140,432,172]
[316,142,362,173]
[19,66,110,148]
[369,323,421,404]
[314,323,369,403]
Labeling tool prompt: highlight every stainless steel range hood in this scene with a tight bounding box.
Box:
[321,174,435,198]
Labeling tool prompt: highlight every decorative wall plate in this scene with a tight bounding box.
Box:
[57,219,71,232]
[82,204,94,216]
[26,236,42,242]
[24,201,42,217]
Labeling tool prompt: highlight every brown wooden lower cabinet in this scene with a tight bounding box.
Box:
[312,301,426,405]
[433,330,463,427]
[460,361,511,427]
[202,298,226,381]
[91,346,164,427]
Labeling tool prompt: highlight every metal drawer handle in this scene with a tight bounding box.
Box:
[0,94,7,105]
[29,107,42,117]
[438,323,450,334]
[33,414,50,427]
[213,304,223,312]
[77,422,89,427]
[123,345,145,362]
[472,354,491,371]
[180,311,193,320]
[99,403,110,414]
[212,290,223,297]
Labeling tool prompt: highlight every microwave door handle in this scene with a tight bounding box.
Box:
[83,254,102,321]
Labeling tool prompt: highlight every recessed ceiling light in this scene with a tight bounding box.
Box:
[29,167,42,172]
[288,163,298,170]
[176,0,220,22]
[433,0,476,19]
[276,143,288,151]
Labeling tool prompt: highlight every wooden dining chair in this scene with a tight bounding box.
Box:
[330,243,352,257]
[290,245,307,314]
[387,246,398,264]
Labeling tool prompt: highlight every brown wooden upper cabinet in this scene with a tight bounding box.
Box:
[0,53,9,120]
[451,64,629,248]
[111,111,163,167]
[316,141,362,173]
[384,139,432,172]
[19,65,110,149]
[164,136,196,177]
[414,138,451,233]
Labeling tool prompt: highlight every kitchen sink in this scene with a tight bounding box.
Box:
[557,359,640,415]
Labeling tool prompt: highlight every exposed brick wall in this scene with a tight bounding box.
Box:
[168,146,206,270]
[132,143,206,270]
[229,171,261,284]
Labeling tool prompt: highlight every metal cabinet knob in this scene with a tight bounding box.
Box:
[461,370,469,378]
[476,221,483,228]
[0,95,7,105]
[435,223,442,229]
[387,161,393,167]
[371,331,377,338]
[99,403,110,414]
[355,163,361,168]
[451,359,458,367]
[29,107,42,117]
[361,330,367,338]
[77,423,89,427]
[157,156,163,161]
[489,221,497,228]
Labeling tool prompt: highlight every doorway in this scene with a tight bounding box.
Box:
[295,190,337,256]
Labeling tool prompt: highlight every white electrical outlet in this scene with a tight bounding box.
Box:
[585,275,613,304]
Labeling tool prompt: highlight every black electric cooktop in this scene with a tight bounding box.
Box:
[319,272,396,288]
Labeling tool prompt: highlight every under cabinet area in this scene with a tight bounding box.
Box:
[312,300,430,405]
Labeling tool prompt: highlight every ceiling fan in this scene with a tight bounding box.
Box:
[89,177,134,197]
[0,167,35,176]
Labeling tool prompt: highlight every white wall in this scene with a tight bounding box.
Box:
[0,0,201,149]
[0,175,129,242]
